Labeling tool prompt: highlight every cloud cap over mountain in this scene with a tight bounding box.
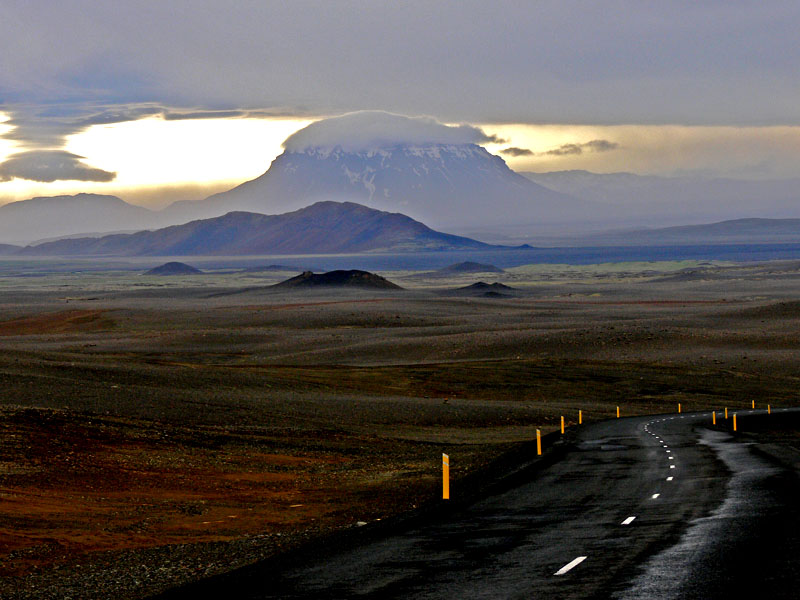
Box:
[281,111,501,153]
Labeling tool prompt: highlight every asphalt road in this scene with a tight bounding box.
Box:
[153,408,800,600]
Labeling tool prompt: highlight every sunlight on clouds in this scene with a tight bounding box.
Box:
[65,116,311,189]
[4,113,800,208]
[0,112,19,163]
[480,123,800,178]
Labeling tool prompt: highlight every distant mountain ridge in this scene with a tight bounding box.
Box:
[18,201,496,257]
[585,218,800,246]
[0,193,160,244]
[522,170,800,227]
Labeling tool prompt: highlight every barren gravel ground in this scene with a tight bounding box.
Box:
[1,258,799,598]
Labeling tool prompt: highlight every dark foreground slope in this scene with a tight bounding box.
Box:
[19,201,494,256]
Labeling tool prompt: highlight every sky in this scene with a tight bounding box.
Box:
[1,1,799,207]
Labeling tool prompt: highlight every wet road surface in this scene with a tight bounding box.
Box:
[153,408,800,599]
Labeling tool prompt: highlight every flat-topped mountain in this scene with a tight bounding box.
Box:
[164,112,582,231]
[273,270,402,290]
[144,262,202,276]
[19,201,494,257]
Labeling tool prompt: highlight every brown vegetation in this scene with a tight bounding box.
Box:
[1,260,799,597]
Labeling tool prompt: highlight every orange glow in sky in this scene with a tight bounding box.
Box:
[2,113,800,208]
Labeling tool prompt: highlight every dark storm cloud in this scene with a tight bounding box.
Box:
[500,147,534,157]
[544,139,619,156]
[0,151,116,183]
[2,1,799,128]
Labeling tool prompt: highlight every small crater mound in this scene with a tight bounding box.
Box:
[443,281,519,297]
[435,261,504,275]
[144,262,203,276]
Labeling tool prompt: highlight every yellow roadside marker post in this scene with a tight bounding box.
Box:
[733,414,737,432]
[712,411,716,425]
[768,405,771,415]
[725,407,728,420]
[579,410,583,425]
[752,400,755,409]
[617,406,620,418]
[561,416,565,435]
[536,429,542,456]
[678,403,681,413]
[442,454,450,500]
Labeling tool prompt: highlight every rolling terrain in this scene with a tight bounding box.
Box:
[0,258,799,599]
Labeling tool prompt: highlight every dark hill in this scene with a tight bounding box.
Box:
[19,201,494,257]
[444,281,519,297]
[0,243,20,255]
[144,262,203,276]
[460,282,516,292]
[437,261,504,274]
[243,264,307,272]
[273,270,402,290]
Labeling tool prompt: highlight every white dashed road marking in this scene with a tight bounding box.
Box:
[555,556,587,576]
